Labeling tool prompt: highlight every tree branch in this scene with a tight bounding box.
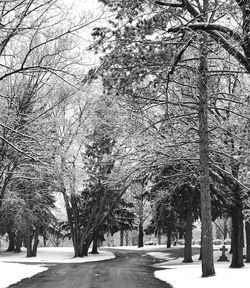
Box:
[208,30,250,73]
[168,24,250,73]
[211,163,250,191]
[182,0,200,18]
[155,1,183,8]
[0,135,37,161]
[169,23,242,42]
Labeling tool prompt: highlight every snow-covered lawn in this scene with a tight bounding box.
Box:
[110,244,168,250]
[0,247,115,288]
[151,247,250,288]
[0,247,115,263]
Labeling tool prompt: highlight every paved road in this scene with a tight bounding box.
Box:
[9,247,186,288]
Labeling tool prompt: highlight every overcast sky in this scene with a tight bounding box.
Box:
[67,0,103,13]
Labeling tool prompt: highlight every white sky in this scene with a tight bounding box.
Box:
[72,0,101,10]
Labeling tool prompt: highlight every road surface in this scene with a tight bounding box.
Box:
[9,247,187,288]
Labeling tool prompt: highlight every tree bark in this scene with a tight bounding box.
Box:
[245,221,250,262]
[26,228,39,257]
[167,231,172,248]
[120,229,124,246]
[229,224,234,254]
[43,233,47,247]
[246,77,250,263]
[183,210,193,263]
[26,228,33,257]
[138,222,144,248]
[15,231,22,253]
[125,230,129,246]
[230,195,244,268]
[32,230,39,257]
[6,230,15,252]
[91,236,99,254]
[198,31,215,277]
[82,238,92,257]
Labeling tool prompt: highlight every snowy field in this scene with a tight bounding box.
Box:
[0,247,115,288]
[151,247,250,288]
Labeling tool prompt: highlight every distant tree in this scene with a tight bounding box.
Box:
[47,219,67,247]
[91,199,135,252]
[146,194,178,248]
[129,180,152,248]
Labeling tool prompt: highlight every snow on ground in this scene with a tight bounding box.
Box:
[151,246,250,288]
[0,262,47,288]
[155,263,250,288]
[0,247,115,263]
[110,244,167,250]
[0,247,115,288]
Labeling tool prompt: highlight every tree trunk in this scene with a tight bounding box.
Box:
[198,31,215,277]
[230,197,244,268]
[229,226,234,254]
[15,231,22,253]
[246,95,250,262]
[26,228,33,257]
[125,230,129,246]
[62,190,77,256]
[158,233,162,245]
[183,210,193,263]
[32,230,39,257]
[120,229,124,246]
[245,220,250,262]
[26,228,39,257]
[167,231,172,248]
[82,239,92,257]
[91,236,99,254]
[6,230,15,252]
[138,222,144,248]
[43,233,47,247]
[62,190,85,258]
